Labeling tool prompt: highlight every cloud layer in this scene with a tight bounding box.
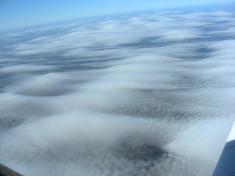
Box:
[0,10,235,176]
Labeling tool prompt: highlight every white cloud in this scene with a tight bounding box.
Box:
[0,9,235,176]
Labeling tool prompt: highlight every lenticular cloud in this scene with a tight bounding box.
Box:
[0,9,235,176]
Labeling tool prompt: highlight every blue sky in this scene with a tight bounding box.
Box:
[0,0,234,30]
